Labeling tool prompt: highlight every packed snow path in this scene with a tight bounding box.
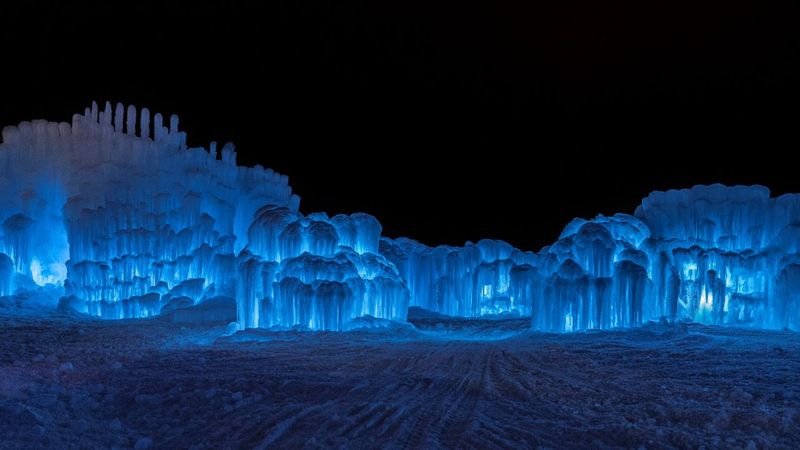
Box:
[1,314,798,449]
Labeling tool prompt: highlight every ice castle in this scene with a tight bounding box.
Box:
[1,103,798,331]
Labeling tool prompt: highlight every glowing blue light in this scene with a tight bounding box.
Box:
[29,259,67,286]
[2,106,799,332]
[683,262,698,281]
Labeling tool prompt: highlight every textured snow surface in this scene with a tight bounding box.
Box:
[1,313,798,449]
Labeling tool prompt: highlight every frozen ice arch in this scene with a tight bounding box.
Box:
[1,104,799,331]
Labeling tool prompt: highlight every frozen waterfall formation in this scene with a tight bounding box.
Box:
[0,102,405,330]
[1,104,799,331]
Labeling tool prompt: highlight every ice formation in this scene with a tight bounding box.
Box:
[1,104,799,331]
[380,238,537,316]
[514,188,800,331]
[0,102,405,330]
[236,207,408,330]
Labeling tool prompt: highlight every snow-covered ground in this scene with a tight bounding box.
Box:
[1,309,798,449]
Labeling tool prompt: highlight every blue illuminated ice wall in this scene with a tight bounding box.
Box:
[0,103,406,330]
[1,104,799,331]
[386,190,800,331]
[380,238,538,317]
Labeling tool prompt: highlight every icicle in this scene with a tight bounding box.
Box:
[101,101,113,125]
[114,103,125,133]
[140,108,150,139]
[169,114,179,134]
[154,113,164,141]
[126,104,136,135]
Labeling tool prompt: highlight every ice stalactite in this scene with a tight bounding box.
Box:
[0,253,15,296]
[379,238,537,317]
[522,188,800,331]
[236,208,408,331]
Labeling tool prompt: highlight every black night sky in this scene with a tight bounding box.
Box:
[2,0,798,251]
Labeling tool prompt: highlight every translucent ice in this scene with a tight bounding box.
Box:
[2,105,800,331]
[526,187,800,330]
[380,238,537,317]
[1,103,406,329]
[237,211,409,330]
